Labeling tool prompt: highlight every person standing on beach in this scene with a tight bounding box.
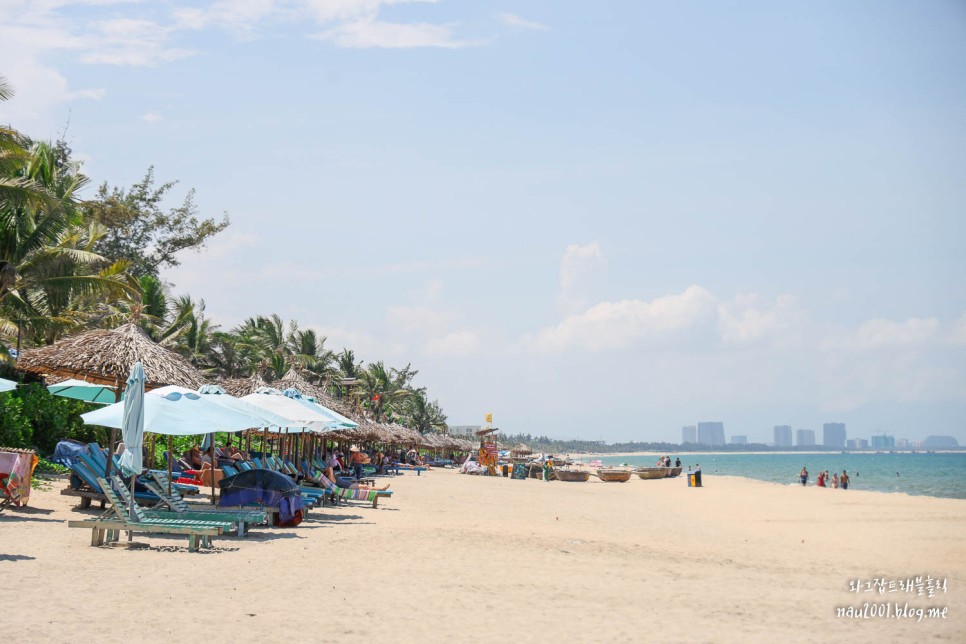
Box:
[840,470,849,490]
[543,456,554,481]
[799,466,808,486]
[817,471,825,487]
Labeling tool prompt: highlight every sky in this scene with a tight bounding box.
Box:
[2,0,965,444]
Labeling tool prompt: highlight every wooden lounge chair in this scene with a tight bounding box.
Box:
[311,474,392,508]
[67,477,228,552]
[143,471,270,535]
[98,475,236,537]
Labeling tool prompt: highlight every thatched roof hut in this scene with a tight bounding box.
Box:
[219,373,270,397]
[17,323,202,391]
[510,442,532,456]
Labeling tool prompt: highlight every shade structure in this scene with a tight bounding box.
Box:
[81,385,271,435]
[279,388,358,429]
[240,387,343,433]
[17,322,203,391]
[0,377,16,393]
[47,378,118,404]
[118,363,145,476]
[196,384,297,429]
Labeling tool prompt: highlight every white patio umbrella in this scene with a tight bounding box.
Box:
[0,377,16,393]
[118,363,145,477]
[280,388,358,429]
[240,387,342,432]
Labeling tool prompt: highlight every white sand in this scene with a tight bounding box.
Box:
[1,469,964,643]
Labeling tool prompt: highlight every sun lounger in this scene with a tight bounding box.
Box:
[100,475,236,531]
[142,472,271,536]
[310,473,392,508]
[66,476,229,551]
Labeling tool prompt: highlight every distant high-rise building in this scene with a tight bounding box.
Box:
[681,425,697,444]
[922,436,959,448]
[773,425,793,447]
[896,438,910,449]
[796,429,815,447]
[730,435,747,445]
[697,421,725,446]
[870,434,895,449]
[823,422,847,448]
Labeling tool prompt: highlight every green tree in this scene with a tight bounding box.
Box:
[403,391,448,434]
[88,167,230,278]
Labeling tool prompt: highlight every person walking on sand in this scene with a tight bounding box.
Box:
[799,466,808,486]
[831,472,839,489]
[817,471,826,487]
[840,470,849,490]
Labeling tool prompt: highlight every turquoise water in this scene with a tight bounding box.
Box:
[595,452,966,500]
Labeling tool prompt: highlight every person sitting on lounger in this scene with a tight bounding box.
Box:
[326,469,390,492]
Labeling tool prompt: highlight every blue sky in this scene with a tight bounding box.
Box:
[2,1,965,444]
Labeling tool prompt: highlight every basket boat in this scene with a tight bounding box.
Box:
[636,467,666,480]
[596,468,632,482]
[554,469,590,482]
[666,466,683,478]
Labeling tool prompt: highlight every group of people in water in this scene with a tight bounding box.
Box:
[799,466,850,489]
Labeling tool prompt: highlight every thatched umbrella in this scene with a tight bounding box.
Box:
[18,323,204,477]
[18,323,203,391]
[510,442,532,456]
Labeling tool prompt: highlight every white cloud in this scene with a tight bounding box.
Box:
[531,285,717,352]
[140,112,162,123]
[497,12,549,31]
[854,317,940,349]
[387,305,457,335]
[716,293,803,345]
[318,18,469,48]
[558,241,605,314]
[305,0,440,24]
[947,313,966,346]
[424,330,480,357]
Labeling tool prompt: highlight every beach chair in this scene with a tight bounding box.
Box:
[66,476,228,552]
[142,471,271,536]
[314,475,392,509]
[233,461,328,506]
[100,475,236,531]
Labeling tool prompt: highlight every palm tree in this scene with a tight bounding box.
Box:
[404,391,448,434]
[356,361,418,422]
[286,327,336,384]
[1,137,136,348]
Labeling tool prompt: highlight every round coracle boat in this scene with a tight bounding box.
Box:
[665,466,683,478]
[596,468,633,482]
[636,467,666,480]
[554,469,591,482]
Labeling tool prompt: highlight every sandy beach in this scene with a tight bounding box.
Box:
[1,468,964,643]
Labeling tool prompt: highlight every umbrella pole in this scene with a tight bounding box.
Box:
[105,379,123,478]
[209,432,215,505]
[167,435,173,498]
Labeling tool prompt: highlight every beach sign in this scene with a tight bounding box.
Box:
[511,463,527,480]
[485,412,492,424]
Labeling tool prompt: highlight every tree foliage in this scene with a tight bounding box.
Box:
[88,167,229,278]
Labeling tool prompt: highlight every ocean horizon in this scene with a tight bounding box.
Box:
[591,452,966,500]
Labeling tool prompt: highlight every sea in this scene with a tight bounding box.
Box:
[592,452,966,500]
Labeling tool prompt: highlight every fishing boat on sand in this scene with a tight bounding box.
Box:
[554,469,591,482]
[596,468,632,482]
[665,466,683,478]
[636,467,666,480]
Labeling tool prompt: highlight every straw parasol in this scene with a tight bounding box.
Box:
[17,323,203,392]
[510,442,532,456]
[219,373,270,397]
